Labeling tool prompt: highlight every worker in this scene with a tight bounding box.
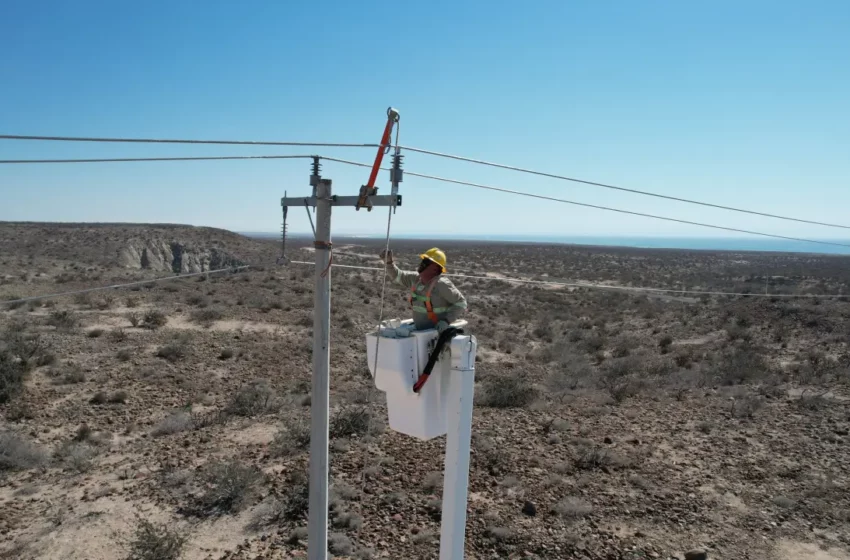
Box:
[379,247,467,332]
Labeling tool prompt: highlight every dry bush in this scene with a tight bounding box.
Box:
[49,363,85,385]
[554,497,593,520]
[218,348,234,360]
[329,533,354,556]
[186,294,210,307]
[330,406,372,439]
[127,312,142,328]
[87,328,105,339]
[2,324,50,370]
[0,352,26,404]
[479,376,537,408]
[731,394,764,419]
[46,310,77,331]
[142,310,167,330]
[190,308,223,327]
[796,389,829,411]
[151,411,194,437]
[249,472,310,529]
[715,349,769,385]
[127,517,187,560]
[194,460,264,515]
[0,431,47,471]
[117,348,133,362]
[573,444,621,471]
[270,417,311,457]
[156,338,189,362]
[225,379,275,417]
[56,441,96,473]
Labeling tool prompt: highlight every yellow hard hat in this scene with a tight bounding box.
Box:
[420,247,447,272]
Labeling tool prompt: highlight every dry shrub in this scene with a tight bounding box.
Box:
[142,310,167,330]
[156,336,190,362]
[479,376,537,408]
[554,497,593,520]
[127,517,187,560]
[0,431,47,471]
[330,406,372,439]
[151,411,194,437]
[46,310,77,331]
[190,308,223,327]
[225,379,275,417]
[0,352,26,404]
[716,349,769,385]
[195,460,264,515]
[270,416,311,457]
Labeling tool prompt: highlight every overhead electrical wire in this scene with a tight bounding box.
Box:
[3,133,847,230]
[0,155,316,164]
[289,261,846,299]
[322,157,850,251]
[2,266,250,306]
[0,134,379,149]
[399,145,850,231]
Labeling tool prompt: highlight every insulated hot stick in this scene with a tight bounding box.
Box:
[356,107,400,211]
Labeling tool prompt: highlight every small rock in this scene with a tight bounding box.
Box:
[684,549,708,560]
[522,501,537,517]
[604,436,613,444]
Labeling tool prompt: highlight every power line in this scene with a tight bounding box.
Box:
[322,157,850,251]
[399,145,850,231]
[0,134,379,149]
[2,265,250,306]
[289,261,846,299]
[0,155,316,164]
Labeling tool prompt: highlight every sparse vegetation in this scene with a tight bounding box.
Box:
[479,376,538,408]
[142,310,168,330]
[151,411,194,437]
[127,517,187,560]
[46,310,77,331]
[190,307,223,327]
[330,406,372,438]
[270,416,311,456]
[87,328,105,338]
[3,224,850,558]
[0,431,47,471]
[554,497,593,520]
[225,379,274,417]
[194,459,264,515]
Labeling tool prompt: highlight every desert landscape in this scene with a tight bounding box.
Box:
[2,221,850,560]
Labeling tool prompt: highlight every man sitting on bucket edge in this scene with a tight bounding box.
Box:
[379,247,467,332]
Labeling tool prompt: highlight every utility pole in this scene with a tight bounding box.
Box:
[308,169,332,560]
[281,149,402,560]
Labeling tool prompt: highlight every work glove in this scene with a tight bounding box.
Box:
[436,320,450,334]
[379,249,393,264]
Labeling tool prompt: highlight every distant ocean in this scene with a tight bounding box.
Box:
[241,232,850,256]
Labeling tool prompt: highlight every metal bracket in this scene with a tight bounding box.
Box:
[282,194,401,208]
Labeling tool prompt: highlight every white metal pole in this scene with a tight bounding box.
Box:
[308,178,332,560]
[439,358,476,560]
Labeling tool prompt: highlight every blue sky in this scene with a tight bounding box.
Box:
[2,0,849,245]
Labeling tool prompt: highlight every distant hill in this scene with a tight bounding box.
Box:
[0,222,277,273]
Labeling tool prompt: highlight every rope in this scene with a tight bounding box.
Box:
[320,157,850,251]
[0,134,380,149]
[371,125,401,378]
[288,261,847,299]
[399,145,850,231]
[2,266,250,306]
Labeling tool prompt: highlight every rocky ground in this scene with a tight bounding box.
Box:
[1,223,850,560]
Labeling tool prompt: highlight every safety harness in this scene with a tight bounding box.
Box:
[408,277,442,326]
